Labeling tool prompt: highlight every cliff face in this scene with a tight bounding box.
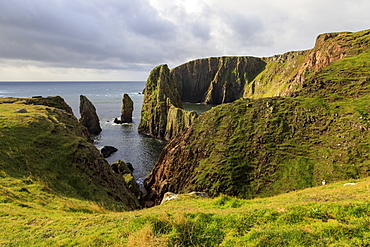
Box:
[171,56,266,104]
[144,29,370,204]
[0,97,140,210]
[138,64,190,140]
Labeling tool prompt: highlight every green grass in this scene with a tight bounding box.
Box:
[1,176,369,246]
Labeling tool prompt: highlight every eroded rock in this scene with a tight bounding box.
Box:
[121,93,134,123]
[79,95,102,135]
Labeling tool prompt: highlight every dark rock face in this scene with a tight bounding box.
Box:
[121,93,134,123]
[79,95,102,135]
[101,146,118,158]
[171,56,266,104]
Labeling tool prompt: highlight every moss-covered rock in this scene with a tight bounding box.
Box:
[165,105,198,140]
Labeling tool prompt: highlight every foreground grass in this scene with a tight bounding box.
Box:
[1,176,369,246]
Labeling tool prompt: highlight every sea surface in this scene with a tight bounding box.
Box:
[0,81,167,184]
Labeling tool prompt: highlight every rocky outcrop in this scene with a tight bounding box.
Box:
[171,56,266,104]
[121,93,134,123]
[144,29,370,204]
[138,64,184,140]
[145,96,370,204]
[79,95,102,135]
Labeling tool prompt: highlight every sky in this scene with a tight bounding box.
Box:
[0,0,369,81]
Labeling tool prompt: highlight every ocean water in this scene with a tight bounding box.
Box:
[0,81,167,184]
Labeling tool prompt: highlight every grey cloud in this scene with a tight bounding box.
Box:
[0,0,177,70]
[224,12,270,47]
[190,22,211,41]
[0,0,370,79]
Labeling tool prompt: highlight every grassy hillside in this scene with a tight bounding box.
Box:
[1,176,369,246]
[145,95,370,202]
[0,97,140,211]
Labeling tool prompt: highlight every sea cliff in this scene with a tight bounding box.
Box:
[144,29,370,204]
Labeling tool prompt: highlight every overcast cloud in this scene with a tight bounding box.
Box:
[0,0,369,81]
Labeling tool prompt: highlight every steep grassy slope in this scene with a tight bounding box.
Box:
[0,97,140,211]
[1,177,369,246]
[145,96,370,202]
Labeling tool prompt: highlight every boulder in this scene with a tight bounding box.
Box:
[188,191,210,198]
[160,192,179,204]
[121,93,134,123]
[160,191,210,205]
[14,108,27,113]
[79,95,102,135]
[101,146,118,158]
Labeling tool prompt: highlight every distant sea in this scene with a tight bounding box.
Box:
[0,81,167,185]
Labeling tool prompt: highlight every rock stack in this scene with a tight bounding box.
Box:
[121,93,134,123]
[79,95,102,135]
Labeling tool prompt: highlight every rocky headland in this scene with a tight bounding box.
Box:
[143,29,370,204]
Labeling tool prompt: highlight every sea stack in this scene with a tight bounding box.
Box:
[121,93,134,123]
[79,95,102,135]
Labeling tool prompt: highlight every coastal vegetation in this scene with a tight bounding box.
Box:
[1,166,369,246]
[1,29,370,246]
